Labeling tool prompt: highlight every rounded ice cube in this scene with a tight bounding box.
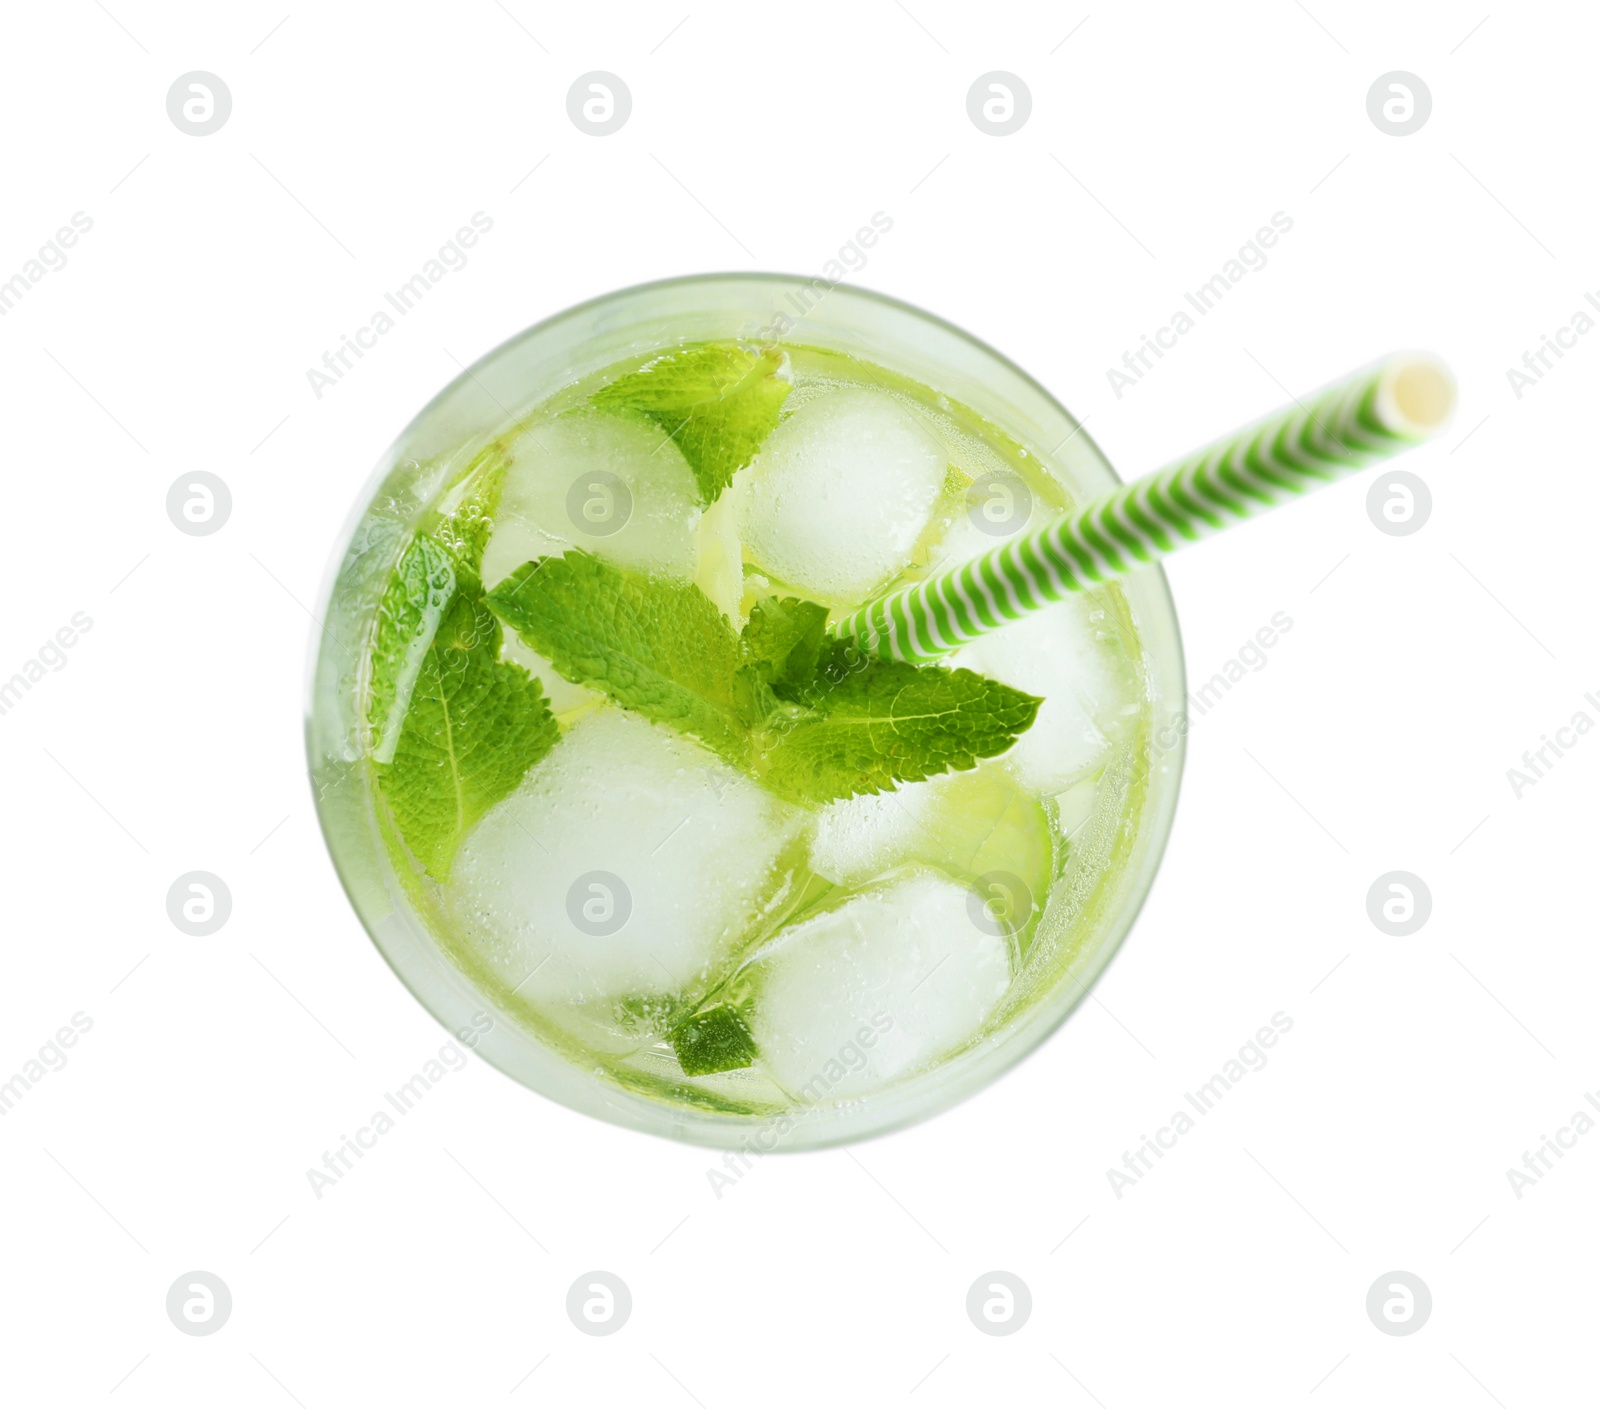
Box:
[747,870,1012,1101]
[480,409,703,591]
[810,765,1054,903]
[450,709,802,1010]
[737,388,948,606]
[952,594,1137,793]
[810,784,937,888]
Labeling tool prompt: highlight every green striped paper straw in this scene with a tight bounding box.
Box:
[832,354,1455,664]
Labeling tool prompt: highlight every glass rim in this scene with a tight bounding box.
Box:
[306,272,1189,1151]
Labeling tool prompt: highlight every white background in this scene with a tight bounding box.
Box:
[2,1,1595,1403]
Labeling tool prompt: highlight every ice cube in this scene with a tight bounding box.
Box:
[480,409,702,590]
[810,764,1054,904]
[921,469,1047,575]
[809,784,937,887]
[747,870,1012,1101]
[736,388,948,606]
[449,709,803,1019]
[952,594,1137,793]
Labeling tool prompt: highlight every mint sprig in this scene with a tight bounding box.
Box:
[755,639,1041,800]
[740,596,827,696]
[367,447,558,879]
[377,589,558,878]
[487,552,751,760]
[486,552,1040,804]
[368,533,457,764]
[591,343,791,505]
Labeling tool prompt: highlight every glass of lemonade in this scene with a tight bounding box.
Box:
[308,274,1186,1149]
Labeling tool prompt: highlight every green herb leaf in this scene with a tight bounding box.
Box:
[487,554,1040,806]
[368,444,554,878]
[754,641,1042,804]
[591,343,791,504]
[740,596,828,697]
[367,443,512,763]
[487,551,753,761]
[671,1004,758,1076]
[368,533,457,764]
[375,591,558,879]
[432,442,510,568]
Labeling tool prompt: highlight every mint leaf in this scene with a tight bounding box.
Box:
[591,343,791,504]
[367,443,511,762]
[432,442,509,568]
[375,590,558,879]
[488,554,1040,806]
[754,641,1042,804]
[740,596,827,696]
[368,533,457,764]
[671,1004,758,1076]
[368,444,555,878]
[487,552,752,760]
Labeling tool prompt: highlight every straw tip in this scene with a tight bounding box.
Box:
[1377,353,1456,438]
